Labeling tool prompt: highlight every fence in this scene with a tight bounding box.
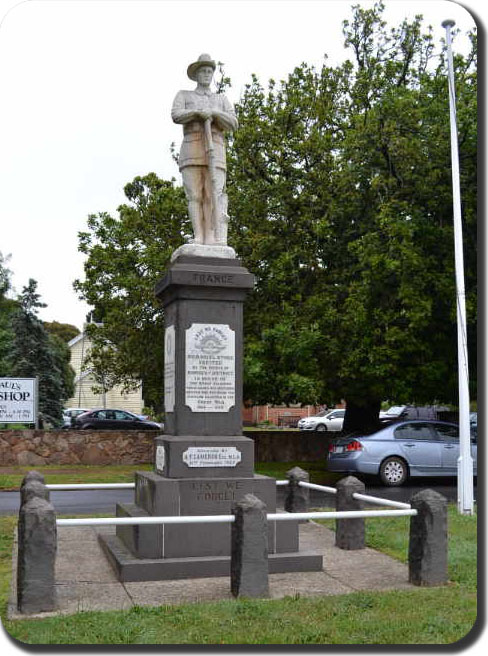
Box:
[16,469,448,613]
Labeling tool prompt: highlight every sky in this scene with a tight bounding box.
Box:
[0,0,480,332]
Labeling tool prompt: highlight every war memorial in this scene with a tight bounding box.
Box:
[13,55,449,620]
[98,53,323,581]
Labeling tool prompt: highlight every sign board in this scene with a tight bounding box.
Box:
[0,378,38,424]
[182,446,242,468]
[185,323,235,413]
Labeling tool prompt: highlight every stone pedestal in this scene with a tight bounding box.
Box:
[100,256,323,581]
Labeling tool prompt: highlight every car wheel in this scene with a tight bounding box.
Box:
[316,424,328,432]
[379,457,408,486]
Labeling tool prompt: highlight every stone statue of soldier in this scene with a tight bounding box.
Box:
[172,54,238,252]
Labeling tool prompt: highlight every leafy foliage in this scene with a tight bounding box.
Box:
[75,4,476,426]
[225,2,477,427]
[74,174,188,411]
[43,321,80,344]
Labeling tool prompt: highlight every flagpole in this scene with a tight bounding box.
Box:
[441,19,474,515]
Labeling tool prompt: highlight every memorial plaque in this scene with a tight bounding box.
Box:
[185,323,235,412]
[164,325,175,412]
[155,445,165,473]
[182,446,242,468]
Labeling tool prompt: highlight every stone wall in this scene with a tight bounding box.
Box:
[249,430,332,462]
[0,429,156,467]
[0,429,332,466]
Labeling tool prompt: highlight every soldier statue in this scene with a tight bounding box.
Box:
[172,54,238,248]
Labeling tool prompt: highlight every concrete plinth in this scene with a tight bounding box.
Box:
[100,255,322,581]
[99,533,322,582]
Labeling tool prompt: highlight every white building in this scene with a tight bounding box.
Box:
[65,331,144,413]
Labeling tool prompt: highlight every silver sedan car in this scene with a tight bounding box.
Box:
[327,420,477,486]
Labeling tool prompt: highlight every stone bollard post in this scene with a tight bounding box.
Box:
[284,466,309,513]
[231,493,269,598]
[20,470,45,486]
[335,476,365,550]
[17,477,57,614]
[20,479,50,506]
[409,489,448,586]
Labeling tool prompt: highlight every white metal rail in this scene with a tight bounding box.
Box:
[46,483,135,490]
[46,479,412,510]
[297,480,412,510]
[57,507,416,527]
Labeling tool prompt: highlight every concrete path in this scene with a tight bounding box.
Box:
[8,521,415,619]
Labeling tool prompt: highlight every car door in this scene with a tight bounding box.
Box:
[90,410,109,428]
[432,423,459,474]
[326,410,345,431]
[434,422,477,475]
[393,423,442,474]
[114,410,139,429]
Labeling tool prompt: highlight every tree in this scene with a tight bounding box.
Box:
[225,2,477,430]
[7,280,75,426]
[44,321,80,344]
[74,173,188,412]
[76,4,476,431]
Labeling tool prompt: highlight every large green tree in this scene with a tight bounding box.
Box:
[226,2,477,430]
[75,3,476,430]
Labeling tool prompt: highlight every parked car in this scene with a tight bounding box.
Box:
[379,405,441,424]
[379,405,408,422]
[298,409,345,432]
[74,409,162,430]
[62,408,91,428]
[327,420,477,486]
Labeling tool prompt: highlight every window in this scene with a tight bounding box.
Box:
[95,410,107,419]
[434,423,459,441]
[394,423,435,441]
[115,410,132,421]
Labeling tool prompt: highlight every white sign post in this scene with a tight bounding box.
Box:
[0,377,38,426]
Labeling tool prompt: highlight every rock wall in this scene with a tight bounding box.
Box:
[0,429,331,466]
[0,429,156,466]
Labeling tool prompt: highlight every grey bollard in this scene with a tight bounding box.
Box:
[21,470,45,486]
[20,479,50,506]
[285,466,309,513]
[231,493,269,598]
[17,494,57,613]
[409,489,448,586]
[335,476,365,550]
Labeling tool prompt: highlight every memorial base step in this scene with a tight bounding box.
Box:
[99,534,323,582]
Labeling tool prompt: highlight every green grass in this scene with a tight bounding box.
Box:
[0,464,153,490]
[0,503,477,645]
[0,461,339,490]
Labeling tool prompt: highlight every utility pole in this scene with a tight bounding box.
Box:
[441,19,474,515]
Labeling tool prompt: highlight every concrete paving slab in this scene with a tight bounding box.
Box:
[8,520,416,620]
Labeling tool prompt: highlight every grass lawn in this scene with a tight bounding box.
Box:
[0,461,340,490]
[0,463,478,645]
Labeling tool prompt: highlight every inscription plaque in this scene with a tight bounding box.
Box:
[185,323,235,412]
[155,445,165,473]
[164,325,175,412]
[182,446,242,468]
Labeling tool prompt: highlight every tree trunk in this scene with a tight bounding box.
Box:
[342,398,382,435]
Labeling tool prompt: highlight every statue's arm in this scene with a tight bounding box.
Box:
[171,91,203,124]
[212,96,238,132]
